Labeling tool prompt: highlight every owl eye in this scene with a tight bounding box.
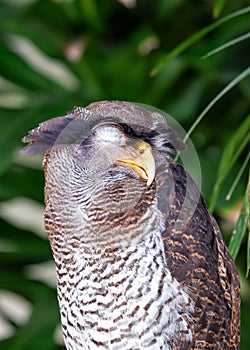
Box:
[93,123,126,145]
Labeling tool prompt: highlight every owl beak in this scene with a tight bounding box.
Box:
[115,141,156,186]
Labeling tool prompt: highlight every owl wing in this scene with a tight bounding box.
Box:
[161,163,240,349]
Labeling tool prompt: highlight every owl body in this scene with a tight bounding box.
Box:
[22,101,240,350]
[55,227,194,350]
[44,148,193,349]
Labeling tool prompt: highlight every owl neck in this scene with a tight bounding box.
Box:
[44,149,159,251]
[45,198,165,264]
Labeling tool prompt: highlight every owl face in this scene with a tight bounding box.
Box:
[21,101,184,247]
[68,120,155,188]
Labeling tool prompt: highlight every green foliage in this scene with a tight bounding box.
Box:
[209,113,250,212]
[202,32,250,59]
[228,182,249,267]
[0,0,249,349]
[213,0,229,19]
[151,5,250,75]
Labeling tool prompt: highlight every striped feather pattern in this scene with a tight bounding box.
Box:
[22,101,240,350]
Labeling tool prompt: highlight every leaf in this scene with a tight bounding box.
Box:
[226,151,250,201]
[0,276,60,350]
[202,32,250,59]
[209,112,250,212]
[182,66,250,144]
[247,231,250,278]
[247,175,250,277]
[6,34,80,91]
[228,187,249,261]
[0,164,44,201]
[0,218,51,265]
[213,0,228,19]
[151,5,250,76]
[78,0,103,29]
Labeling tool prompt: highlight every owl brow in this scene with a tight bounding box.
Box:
[118,122,159,141]
[92,121,124,132]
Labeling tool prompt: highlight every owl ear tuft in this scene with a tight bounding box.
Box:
[21,116,74,156]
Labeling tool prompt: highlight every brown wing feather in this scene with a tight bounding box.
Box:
[161,163,240,349]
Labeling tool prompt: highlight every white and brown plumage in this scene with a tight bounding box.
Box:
[22,101,240,349]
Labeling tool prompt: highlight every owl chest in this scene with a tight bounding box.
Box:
[56,242,194,350]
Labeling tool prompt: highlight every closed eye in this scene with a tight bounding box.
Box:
[93,123,126,146]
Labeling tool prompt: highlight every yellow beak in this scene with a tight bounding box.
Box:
[115,141,156,186]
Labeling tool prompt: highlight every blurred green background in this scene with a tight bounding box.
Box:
[0,0,249,349]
